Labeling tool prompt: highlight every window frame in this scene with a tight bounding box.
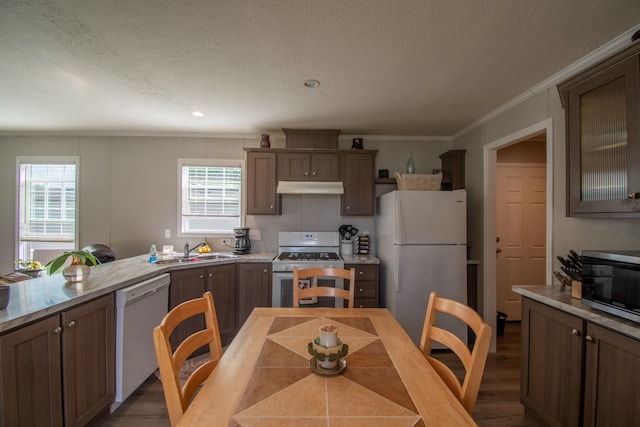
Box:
[177,158,245,237]
[15,156,80,262]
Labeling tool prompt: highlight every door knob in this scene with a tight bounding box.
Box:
[496,248,502,254]
[496,237,501,243]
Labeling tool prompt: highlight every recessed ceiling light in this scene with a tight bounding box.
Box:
[304,79,320,88]
[192,111,204,117]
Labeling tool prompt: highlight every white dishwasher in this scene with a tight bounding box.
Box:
[112,273,170,411]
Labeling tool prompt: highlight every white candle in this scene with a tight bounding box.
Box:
[319,324,338,347]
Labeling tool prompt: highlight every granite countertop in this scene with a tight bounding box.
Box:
[0,252,276,334]
[514,285,640,341]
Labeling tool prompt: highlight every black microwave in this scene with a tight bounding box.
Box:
[581,250,640,324]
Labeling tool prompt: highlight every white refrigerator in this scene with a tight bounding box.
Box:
[376,190,467,346]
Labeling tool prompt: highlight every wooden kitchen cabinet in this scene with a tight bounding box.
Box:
[205,264,236,345]
[169,267,207,352]
[344,263,379,308]
[521,297,640,426]
[558,42,640,217]
[236,263,272,328]
[0,294,115,427]
[170,264,237,347]
[521,297,583,426]
[246,151,280,215]
[583,322,640,427]
[341,151,376,216]
[277,151,339,181]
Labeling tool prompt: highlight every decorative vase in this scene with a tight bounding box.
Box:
[260,134,271,148]
[351,138,363,149]
[405,153,415,174]
[0,285,10,310]
[63,256,91,282]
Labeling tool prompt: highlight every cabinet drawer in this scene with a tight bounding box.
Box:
[354,298,377,308]
[354,284,376,298]
[349,265,377,281]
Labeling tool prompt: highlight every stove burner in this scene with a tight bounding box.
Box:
[277,252,340,262]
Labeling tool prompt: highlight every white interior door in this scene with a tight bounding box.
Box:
[496,164,546,320]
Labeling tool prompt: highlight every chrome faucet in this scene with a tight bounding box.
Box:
[184,241,206,258]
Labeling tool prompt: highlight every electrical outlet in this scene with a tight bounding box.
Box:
[221,238,232,246]
[164,229,171,238]
[249,229,261,240]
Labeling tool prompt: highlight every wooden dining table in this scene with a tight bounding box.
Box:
[178,307,477,426]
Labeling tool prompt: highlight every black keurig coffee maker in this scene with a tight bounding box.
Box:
[233,228,251,255]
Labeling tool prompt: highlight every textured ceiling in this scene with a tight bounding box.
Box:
[1,0,639,136]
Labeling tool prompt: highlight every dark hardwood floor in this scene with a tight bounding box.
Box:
[98,321,541,426]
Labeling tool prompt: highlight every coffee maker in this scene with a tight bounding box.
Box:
[233,228,251,255]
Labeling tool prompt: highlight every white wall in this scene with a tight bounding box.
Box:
[0,134,452,272]
[454,85,640,322]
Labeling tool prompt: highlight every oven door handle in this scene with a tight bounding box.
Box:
[273,271,293,278]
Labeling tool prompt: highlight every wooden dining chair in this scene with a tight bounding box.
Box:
[419,291,492,415]
[293,267,356,308]
[153,291,223,426]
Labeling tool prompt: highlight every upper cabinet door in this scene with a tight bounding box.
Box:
[559,44,640,217]
[246,151,280,215]
[277,152,339,181]
[342,152,375,216]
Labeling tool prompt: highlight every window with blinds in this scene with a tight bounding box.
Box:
[180,160,243,234]
[17,159,77,263]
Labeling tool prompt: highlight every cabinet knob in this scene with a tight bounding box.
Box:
[209,273,213,277]
[305,171,309,176]
[628,192,640,199]
[346,206,351,210]
[585,334,595,342]
[200,275,204,279]
[270,205,274,209]
[68,321,75,328]
[263,269,268,273]
[359,288,363,292]
[571,328,579,336]
[53,326,62,334]
[359,271,364,275]
[312,171,317,176]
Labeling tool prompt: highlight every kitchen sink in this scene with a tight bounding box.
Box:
[154,252,238,265]
[197,252,238,260]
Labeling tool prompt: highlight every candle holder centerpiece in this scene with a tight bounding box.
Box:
[307,323,349,375]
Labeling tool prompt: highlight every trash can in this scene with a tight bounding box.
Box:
[497,311,508,336]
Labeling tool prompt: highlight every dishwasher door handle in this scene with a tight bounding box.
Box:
[126,284,169,304]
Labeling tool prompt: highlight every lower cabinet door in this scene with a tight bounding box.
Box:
[61,294,115,427]
[521,298,583,427]
[206,264,237,345]
[0,315,64,427]
[583,322,640,427]
[169,269,206,351]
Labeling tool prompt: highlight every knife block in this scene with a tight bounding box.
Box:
[571,281,582,299]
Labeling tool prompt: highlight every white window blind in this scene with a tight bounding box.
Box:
[180,160,242,234]
[17,159,77,262]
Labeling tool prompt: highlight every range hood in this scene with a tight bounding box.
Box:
[276,181,344,194]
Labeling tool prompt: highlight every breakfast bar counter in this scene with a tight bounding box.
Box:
[178,307,476,426]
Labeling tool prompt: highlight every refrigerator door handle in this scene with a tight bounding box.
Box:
[394,197,402,244]
[394,246,402,292]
